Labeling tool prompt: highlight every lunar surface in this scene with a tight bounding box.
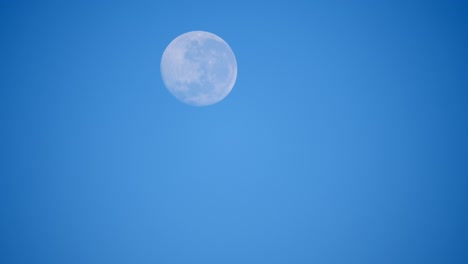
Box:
[160,31,237,106]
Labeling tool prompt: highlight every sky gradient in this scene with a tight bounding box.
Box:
[1,0,468,263]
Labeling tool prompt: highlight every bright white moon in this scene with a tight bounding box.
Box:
[160,31,237,106]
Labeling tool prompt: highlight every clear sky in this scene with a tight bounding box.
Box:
[1,0,467,263]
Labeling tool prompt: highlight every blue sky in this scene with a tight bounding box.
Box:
[1,0,467,263]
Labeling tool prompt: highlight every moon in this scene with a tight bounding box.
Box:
[160,31,237,106]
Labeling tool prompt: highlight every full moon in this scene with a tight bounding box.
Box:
[160,31,237,106]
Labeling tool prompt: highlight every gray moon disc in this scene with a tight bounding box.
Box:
[160,31,237,106]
